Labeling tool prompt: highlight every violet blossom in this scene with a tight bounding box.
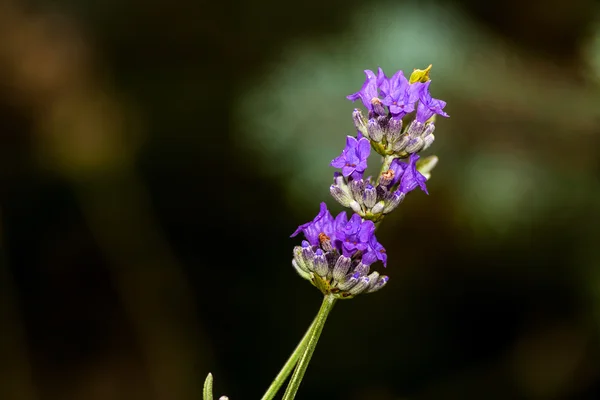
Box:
[330,135,371,179]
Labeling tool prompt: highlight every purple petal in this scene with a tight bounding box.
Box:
[388,104,405,117]
[290,221,311,238]
[362,251,377,266]
[334,211,348,230]
[346,70,380,111]
[350,171,363,181]
[347,92,361,102]
[376,67,387,86]
[343,214,360,233]
[388,158,406,187]
[416,102,435,123]
[355,159,368,174]
[341,165,355,177]
[408,82,424,102]
[387,70,407,94]
[358,220,375,243]
[400,154,428,194]
[331,159,347,169]
[432,99,449,117]
[416,81,449,123]
[290,202,334,246]
[368,233,387,267]
[345,135,358,150]
[330,152,347,168]
[356,137,371,160]
[291,202,328,238]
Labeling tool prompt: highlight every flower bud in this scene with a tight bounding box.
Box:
[367,119,384,142]
[371,200,385,215]
[349,179,365,206]
[353,262,370,277]
[337,272,360,291]
[333,171,347,187]
[292,259,312,280]
[421,121,435,138]
[352,109,368,137]
[405,120,425,138]
[348,276,371,295]
[422,133,435,150]
[301,241,316,271]
[330,185,353,207]
[293,246,309,271]
[313,249,329,277]
[363,184,377,208]
[349,201,363,215]
[366,271,380,290]
[371,98,386,116]
[385,118,403,145]
[392,134,410,152]
[330,172,354,207]
[366,275,389,293]
[383,191,405,214]
[404,137,424,154]
[332,255,352,281]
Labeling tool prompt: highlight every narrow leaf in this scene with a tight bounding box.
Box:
[203,373,214,400]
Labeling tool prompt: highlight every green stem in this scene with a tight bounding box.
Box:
[282,295,337,400]
[260,316,319,400]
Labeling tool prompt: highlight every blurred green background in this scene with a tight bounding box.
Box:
[1,0,600,399]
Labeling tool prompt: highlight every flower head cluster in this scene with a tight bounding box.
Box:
[329,66,446,221]
[330,152,429,221]
[291,65,448,298]
[291,203,388,298]
[348,65,448,158]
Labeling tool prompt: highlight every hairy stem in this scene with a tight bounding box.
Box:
[281,295,337,400]
[260,315,319,400]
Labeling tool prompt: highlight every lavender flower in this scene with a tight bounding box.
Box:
[416,81,449,123]
[388,158,406,187]
[291,65,447,298]
[346,66,447,162]
[386,154,427,194]
[398,153,428,194]
[363,233,387,267]
[346,68,387,116]
[381,70,422,119]
[329,151,429,220]
[291,203,388,298]
[330,135,371,179]
[291,202,336,247]
[336,213,373,257]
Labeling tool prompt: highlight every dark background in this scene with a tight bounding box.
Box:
[1,0,600,399]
